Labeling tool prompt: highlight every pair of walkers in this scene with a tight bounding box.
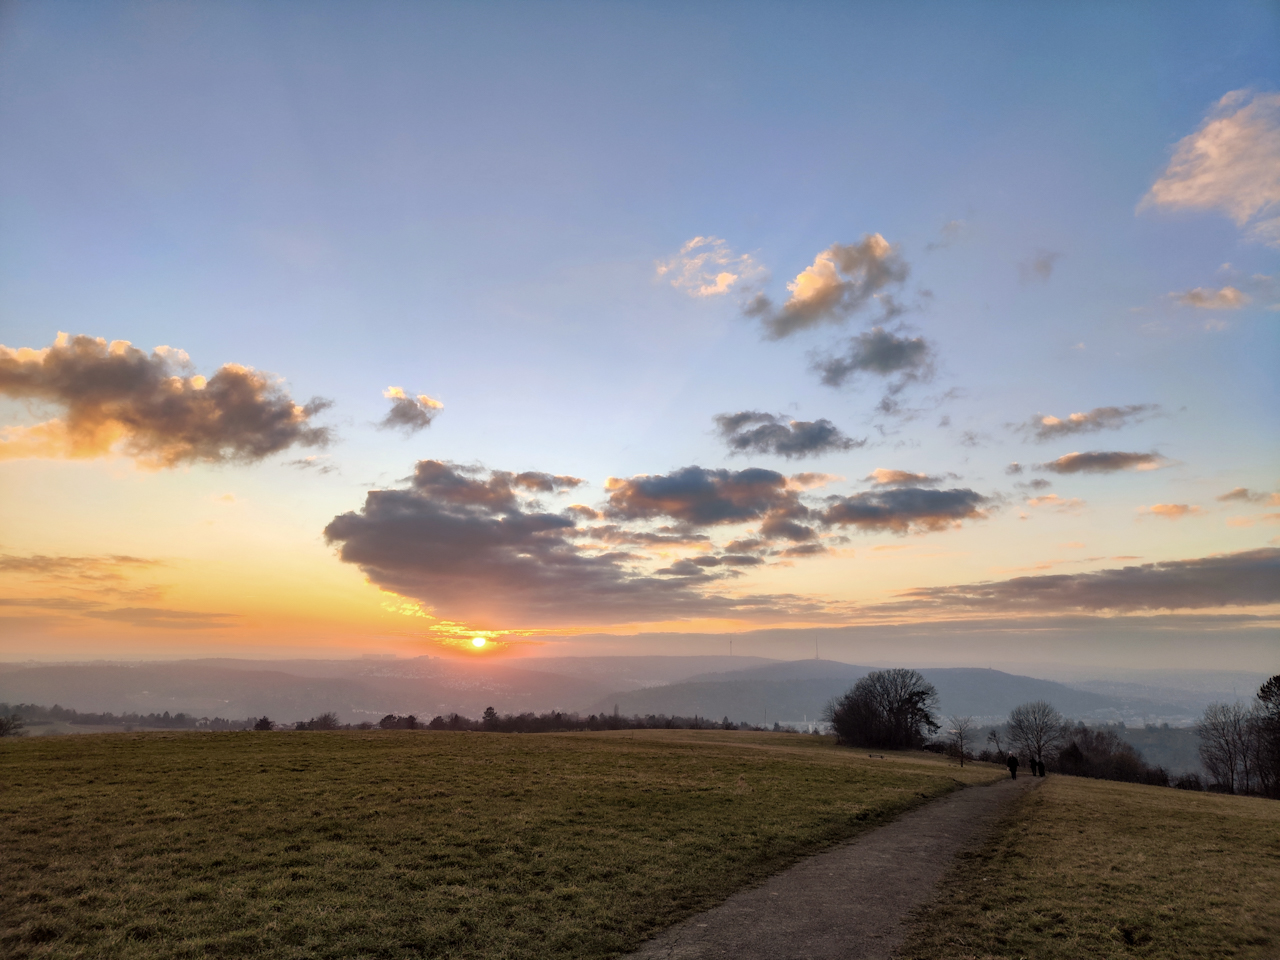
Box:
[1006,754,1045,779]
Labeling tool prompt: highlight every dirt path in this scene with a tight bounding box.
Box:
[624,774,1039,960]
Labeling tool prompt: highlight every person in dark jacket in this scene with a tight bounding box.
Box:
[1007,753,1019,779]
[1037,759,1047,777]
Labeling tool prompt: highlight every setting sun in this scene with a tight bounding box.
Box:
[471,637,487,648]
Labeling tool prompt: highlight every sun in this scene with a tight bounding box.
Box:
[471,636,487,648]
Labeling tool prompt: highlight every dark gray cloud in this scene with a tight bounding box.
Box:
[745,235,909,339]
[1005,462,1024,475]
[0,334,332,467]
[1039,451,1166,474]
[715,411,861,459]
[605,466,804,529]
[813,327,934,390]
[1020,404,1159,441]
[891,548,1279,613]
[324,460,831,626]
[1019,250,1062,283]
[378,387,443,434]
[1218,487,1278,504]
[819,487,990,534]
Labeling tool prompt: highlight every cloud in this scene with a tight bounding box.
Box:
[1025,494,1086,513]
[865,468,945,487]
[1140,90,1280,245]
[1020,404,1159,441]
[1039,451,1166,474]
[82,607,240,629]
[0,553,159,581]
[379,387,443,433]
[926,219,967,252]
[1173,286,1251,309]
[745,235,909,338]
[285,455,337,474]
[891,548,1279,612]
[714,411,861,459]
[1005,462,1024,475]
[819,487,989,534]
[0,333,332,467]
[605,466,813,540]
[656,237,765,298]
[1141,503,1202,520]
[1218,487,1280,504]
[1019,250,1061,283]
[323,460,832,625]
[813,326,934,390]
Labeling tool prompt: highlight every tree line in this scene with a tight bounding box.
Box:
[0,702,253,732]
[824,668,1280,797]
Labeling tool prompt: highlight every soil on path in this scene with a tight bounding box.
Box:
[625,773,1039,960]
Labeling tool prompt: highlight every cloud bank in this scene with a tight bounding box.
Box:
[745,235,908,338]
[714,411,860,459]
[323,460,830,625]
[893,548,1279,613]
[1141,89,1280,246]
[0,334,331,467]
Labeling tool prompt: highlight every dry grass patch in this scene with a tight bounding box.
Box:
[2,729,998,959]
[897,776,1280,959]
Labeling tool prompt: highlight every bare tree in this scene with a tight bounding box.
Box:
[0,713,24,737]
[986,728,1004,755]
[948,715,974,767]
[1007,701,1066,765]
[1198,701,1258,794]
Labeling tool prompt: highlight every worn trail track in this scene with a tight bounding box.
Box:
[625,774,1038,960]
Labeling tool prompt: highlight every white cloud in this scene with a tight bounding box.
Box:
[1173,286,1250,309]
[656,237,765,298]
[1140,90,1280,246]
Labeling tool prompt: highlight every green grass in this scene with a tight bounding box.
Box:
[897,776,1280,960]
[1,729,999,959]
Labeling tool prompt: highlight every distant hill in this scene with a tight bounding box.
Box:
[0,658,617,724]
[0,655,1210,730]
[582,661,1194,725]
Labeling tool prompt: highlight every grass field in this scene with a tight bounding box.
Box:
[896,775,1280,960]
[1,729,1000,959]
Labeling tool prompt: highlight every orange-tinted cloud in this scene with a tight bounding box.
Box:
[379,386,443,433]
[745,235,908,338]
[1020,404,1159,441]
[1142,503,1202,520]
[0,334,331,467]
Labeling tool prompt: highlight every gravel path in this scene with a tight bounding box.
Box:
[624,774,1038,960]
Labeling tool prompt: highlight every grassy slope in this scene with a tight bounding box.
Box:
[897,776,1280,960]
[1,729,999,960]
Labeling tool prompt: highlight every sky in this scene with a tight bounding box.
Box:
[0,0,1277,671]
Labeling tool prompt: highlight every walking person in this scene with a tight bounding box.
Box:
[1006,753,1019,779]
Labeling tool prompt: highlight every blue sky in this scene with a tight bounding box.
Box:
[1,1,1277,668]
